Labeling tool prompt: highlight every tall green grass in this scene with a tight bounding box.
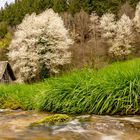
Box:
[37,59,140,115]
[0,82,47,110]
[0,59,140,115]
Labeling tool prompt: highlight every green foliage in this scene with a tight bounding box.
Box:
[91,0,122,15]
[129,0,140,8]
[52,0,68,13]
[0,0,55,26]
[0,32,12,60]
[81,0,93,13]
[0,22,8,38]
[68,0,82,14]
[0,59,140,115]
[30,114,70,127]
[0,32,12,48]
[0,0,138,27]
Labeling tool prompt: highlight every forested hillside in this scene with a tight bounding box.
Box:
[0,0,139,26]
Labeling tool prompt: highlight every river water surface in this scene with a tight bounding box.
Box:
[0,109,140,140]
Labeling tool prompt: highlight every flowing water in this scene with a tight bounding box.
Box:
[0,109,140,140]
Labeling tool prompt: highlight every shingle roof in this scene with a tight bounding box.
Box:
[0,61,16,80]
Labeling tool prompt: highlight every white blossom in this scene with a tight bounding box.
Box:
[115,14,135,44]
[109,14,135,57]
[99,13,135,58]
[109,43,132,58]
[8,9,73,82]
[100,13,117,44]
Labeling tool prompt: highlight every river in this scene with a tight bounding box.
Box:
[0,109,140,140]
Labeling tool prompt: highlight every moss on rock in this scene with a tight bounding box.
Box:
[31,114,70,127]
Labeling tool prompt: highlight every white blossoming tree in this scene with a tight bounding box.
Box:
[109,14,135,58]
[90,12,100,39]
[99,13,135,59]
[100,13,117,45]
[8,9,73,82]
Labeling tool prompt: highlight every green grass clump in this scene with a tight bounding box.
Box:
[0,59,140,115]
[37,59,140,115]
[0,82,47,110]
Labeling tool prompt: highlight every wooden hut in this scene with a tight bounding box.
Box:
[0,61,16,83]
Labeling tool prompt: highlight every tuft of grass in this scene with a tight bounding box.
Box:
[0,82,47,110]
[0,59,140,115]
[36,59,140,115]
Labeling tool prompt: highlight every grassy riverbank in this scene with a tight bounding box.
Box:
[0,59,140,115]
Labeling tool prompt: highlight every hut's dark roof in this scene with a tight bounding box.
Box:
[0,61,16,80]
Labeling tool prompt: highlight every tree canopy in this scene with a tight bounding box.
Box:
[0,0,138,27]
